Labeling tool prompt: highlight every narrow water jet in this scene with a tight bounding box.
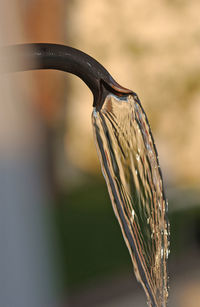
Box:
[92,93,169,307]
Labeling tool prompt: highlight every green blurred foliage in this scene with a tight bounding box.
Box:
[53,179,200,292]
[54,179,131,291]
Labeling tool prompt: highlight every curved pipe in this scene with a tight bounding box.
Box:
[2,43,133,109]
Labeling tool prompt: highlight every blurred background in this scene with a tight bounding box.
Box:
[0,1,200,306]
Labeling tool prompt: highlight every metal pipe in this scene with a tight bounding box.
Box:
[2,43,133,109]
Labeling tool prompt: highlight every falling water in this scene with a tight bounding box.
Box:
[92,93,169,307]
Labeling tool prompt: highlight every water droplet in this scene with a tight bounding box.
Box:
[93,107,98,118]
[166,249,170,259]
[161,248,164,259]
[147,217,150,224]
[166,200,169,212]
[136,153,140,161]
[146,143,151,150]
[164,229,168,236]
[131,209,135,219]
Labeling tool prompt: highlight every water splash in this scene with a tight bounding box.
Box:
[92,93,169,307]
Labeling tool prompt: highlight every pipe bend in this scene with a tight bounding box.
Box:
[2,43,133,109]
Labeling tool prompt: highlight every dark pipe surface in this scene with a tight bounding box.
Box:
[2,43,133,109]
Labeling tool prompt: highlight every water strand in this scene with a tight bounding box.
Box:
[92,93,169,307]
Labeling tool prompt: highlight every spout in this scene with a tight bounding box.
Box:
[2,43,133,109]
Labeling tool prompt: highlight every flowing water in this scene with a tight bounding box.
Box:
[92,93,170,307]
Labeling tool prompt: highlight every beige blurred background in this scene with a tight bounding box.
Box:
[1,1,200,307]
[65,0,200,188]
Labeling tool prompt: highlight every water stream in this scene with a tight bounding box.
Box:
[92,93,169,307]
